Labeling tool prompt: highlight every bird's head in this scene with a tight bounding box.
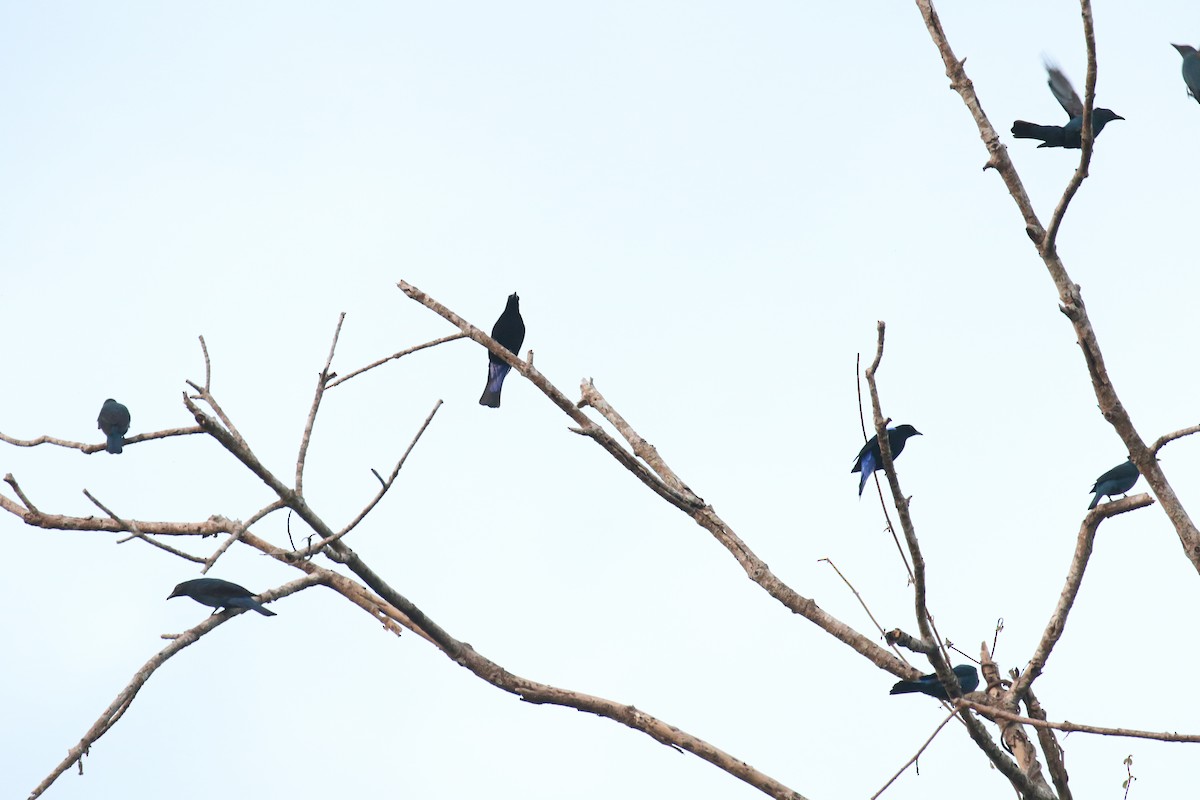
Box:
[506,293,520,308]
[894,424,922,439]
[166,583,187,600]
[1172,43,1199,58]
[1094,108,1125,125]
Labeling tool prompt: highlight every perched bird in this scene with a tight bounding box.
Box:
[851,424,922,496]
[1011,60,1124,148]
[479,292,526,408]
[1088,459,1140,510]
[97,398,131,455]
[890,665,980,701]
[1172,44,1200,103]
[168,578,277,617]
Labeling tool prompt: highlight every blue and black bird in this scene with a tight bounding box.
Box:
[1172,44,1200,103]
[1088,458,1140,510]
[479,293,526,408]
[1011,60,1124,149]
[851,424,922,496]
[168,578,277,617]
[890,665,980,701]
[97,398,131,454]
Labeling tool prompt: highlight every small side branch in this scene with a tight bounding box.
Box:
[327,333,467,389]
[28,573,326,798]
[1011,493,1153,698]
[959,699,1200,744]
[1043,0,1098,254]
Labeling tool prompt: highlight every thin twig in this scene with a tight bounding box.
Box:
[1043,1,1097,254]
[83,489,205,563]
[297,313,346,493]
[870,710,959,800]
[304,399,444,553]
[958,699,1200,743]
[327,333,468,389]
[3,473,39,512]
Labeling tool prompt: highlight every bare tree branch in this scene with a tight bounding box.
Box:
[28,573,327,799]
[1011,493,1153,699]
[959,699,1200,744]
[912,0,1200,577]
[1043,1,1099,253]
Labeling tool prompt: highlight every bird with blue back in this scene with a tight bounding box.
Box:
[1172,44,1200,103]
[890,665,979,701]
[479,293,526,408]
[1011,60,1124,149]
[97,399,131,454]
[1088,459,1140,510]
[851,424,921,496]
[168,578,277,616]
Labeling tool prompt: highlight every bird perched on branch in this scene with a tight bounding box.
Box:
[168,578,277,617]
[851,424,921,496]
[97,398,131,454]
[1088,458,1140,510]
[1172,44,1200,103]
[1011,60,1124,149]
[890,665,979,701]
[479,292,526,408]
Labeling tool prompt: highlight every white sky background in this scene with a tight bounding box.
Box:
[2,1,1199,798]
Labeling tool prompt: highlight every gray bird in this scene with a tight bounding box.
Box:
[97,399,131,454]
[1172,44,1200,103]
[1088,459,1140,510]
[168,578,277,616]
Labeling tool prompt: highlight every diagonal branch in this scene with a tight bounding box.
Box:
[28,573,327,799]
[397,281,911,678]
[1010,493,1153,698]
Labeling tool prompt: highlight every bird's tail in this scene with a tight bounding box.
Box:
[856,452,876,496]
[889,681,923,695]
[1011,120,1059,144]
[106,431,124,454]
[228,597,277,617]
[1088,492,1102,510]
[479,361,512,408]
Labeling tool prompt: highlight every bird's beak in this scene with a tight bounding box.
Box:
[1114,113,1126,121]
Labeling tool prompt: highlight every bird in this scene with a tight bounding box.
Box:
[479,293,526,408]
[97,398,131,454]
[1011,60,1124,148]
[851,424,922,496]
[167,578,277,617]
[1088,458,1140,510]
[1172,44,1200,103]
[890,665,980,701]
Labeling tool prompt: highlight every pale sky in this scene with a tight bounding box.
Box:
[4,2,1200,798]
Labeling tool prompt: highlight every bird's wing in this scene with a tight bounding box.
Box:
[1044,60,1083,118]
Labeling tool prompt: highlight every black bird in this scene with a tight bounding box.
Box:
[168,578,277,616]
[851,424,922,496]
[97,398,131,454]
[479,293,526,408]
[1172,44,1200,103]
[890,665,980,701]
[1011,60,1124,148]
[1088,459,1140,510]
